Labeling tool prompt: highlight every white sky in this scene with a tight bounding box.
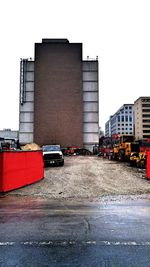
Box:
[0,0,150,131]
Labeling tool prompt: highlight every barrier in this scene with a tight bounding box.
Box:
[0,150,44,192]
[146,151,150,180]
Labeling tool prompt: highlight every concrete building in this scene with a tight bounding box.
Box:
[134,96,150,140]
[19,59,34,144]
[105,104,134,137]
[19,39,99,151]
[0,129,18,140]
[105,117,112,137]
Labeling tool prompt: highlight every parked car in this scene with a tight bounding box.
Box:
[73,148,92,156]
[42,145,64,167]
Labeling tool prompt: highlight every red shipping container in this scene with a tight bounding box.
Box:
[146,151,150,179]
[0,150,44,192]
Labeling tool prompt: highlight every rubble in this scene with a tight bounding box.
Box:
[8,156,150,201]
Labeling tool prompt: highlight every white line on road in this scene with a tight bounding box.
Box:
[1,240,150,246]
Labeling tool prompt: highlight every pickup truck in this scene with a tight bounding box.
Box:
[42,145,64,166]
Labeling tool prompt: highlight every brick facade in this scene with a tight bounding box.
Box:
[34,40,83,147]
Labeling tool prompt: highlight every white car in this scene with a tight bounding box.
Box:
[42,145,64,166]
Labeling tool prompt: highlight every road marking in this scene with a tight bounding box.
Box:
[1,240,150,246]
[0,242,15,246]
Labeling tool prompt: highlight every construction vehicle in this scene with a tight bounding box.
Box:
[111,144,119,160]
[130,152,139,167]
[98,135,134,160]
[98,134,150,169]
[118,142,139,162]
[129,140,150,168]
[113,135,137,162]
[130,151,146,168]
[0,138,18,151]
[98,137,115,158]
[136,152,146,168]
[98,134,144,164]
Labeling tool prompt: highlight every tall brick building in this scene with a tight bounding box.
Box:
[19,39,99,151]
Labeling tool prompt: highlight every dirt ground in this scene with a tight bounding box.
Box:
[8,156,150,201]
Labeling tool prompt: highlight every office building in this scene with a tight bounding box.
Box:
[105,104,134,137]
[134,96,150,140]
[19,39,99,151]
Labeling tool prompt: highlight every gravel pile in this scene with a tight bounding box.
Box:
[9,156,150,201]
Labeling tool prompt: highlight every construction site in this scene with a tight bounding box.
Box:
[1,39,150,267]
[1,39,150,197]
[6,155,150,201]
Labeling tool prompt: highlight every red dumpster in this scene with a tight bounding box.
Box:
[146,151,150,179]
[0,150,44,192]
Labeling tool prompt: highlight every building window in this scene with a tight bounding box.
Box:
[142,99,150,102]
[121,116,124,122]
[125,116,128,121]
[142,104,150,107]
[143,135,150,138]
[143,130,150,133]
[142,109,150,112]
[143,114,150,118]
[129,116,132,122]
[143,119,150,123]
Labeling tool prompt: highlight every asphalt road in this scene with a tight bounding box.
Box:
[1,195,150,266]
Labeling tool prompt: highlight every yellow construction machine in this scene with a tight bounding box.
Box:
[115,135,138,162]
[129,140,150,168]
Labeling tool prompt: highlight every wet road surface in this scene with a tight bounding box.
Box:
[1,195,150,266]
